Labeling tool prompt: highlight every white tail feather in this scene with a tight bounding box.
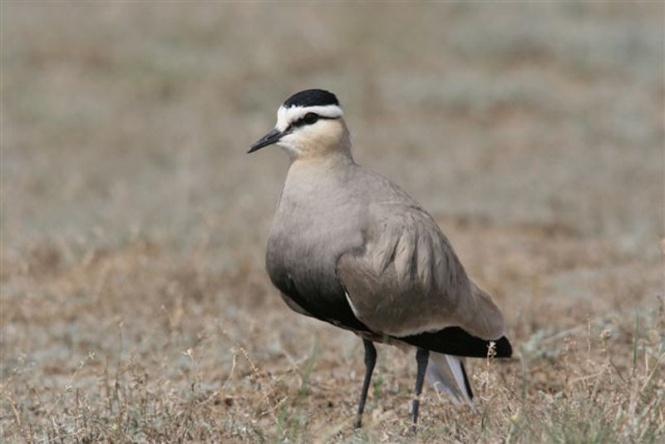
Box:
[426,352,476,410]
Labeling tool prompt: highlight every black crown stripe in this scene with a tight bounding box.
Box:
[283,89,339,108]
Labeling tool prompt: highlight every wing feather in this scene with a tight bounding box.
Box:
[337,203,505,340]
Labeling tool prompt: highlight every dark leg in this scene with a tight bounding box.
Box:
[353,339,377,429]
[411,347,430,432]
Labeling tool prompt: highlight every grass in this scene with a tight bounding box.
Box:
[2,2,664,443]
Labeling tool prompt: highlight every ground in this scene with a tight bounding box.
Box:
[1,2,663,443]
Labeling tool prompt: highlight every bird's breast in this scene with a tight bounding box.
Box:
[265,188,364,315]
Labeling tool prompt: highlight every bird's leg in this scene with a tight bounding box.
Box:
[353,339,377,429]
[411,347,430,432]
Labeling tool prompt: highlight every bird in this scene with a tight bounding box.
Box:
[249,89,512,430]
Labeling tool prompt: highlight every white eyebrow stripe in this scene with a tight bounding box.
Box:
[275,104,343,131]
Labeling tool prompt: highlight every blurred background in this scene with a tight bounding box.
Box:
[2,2,663,442]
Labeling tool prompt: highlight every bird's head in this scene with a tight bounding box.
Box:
[249,89,351,160]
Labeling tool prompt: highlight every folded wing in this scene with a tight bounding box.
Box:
[337,202,506,344]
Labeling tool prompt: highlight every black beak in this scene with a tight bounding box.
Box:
[248,128,283,154]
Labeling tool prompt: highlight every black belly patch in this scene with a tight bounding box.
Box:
[272,272,513,359]
[275,273,371,333]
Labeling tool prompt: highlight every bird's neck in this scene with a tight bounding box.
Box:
[291,148,355,171]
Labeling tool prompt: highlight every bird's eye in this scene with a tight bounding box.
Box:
[303,113,319,125]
